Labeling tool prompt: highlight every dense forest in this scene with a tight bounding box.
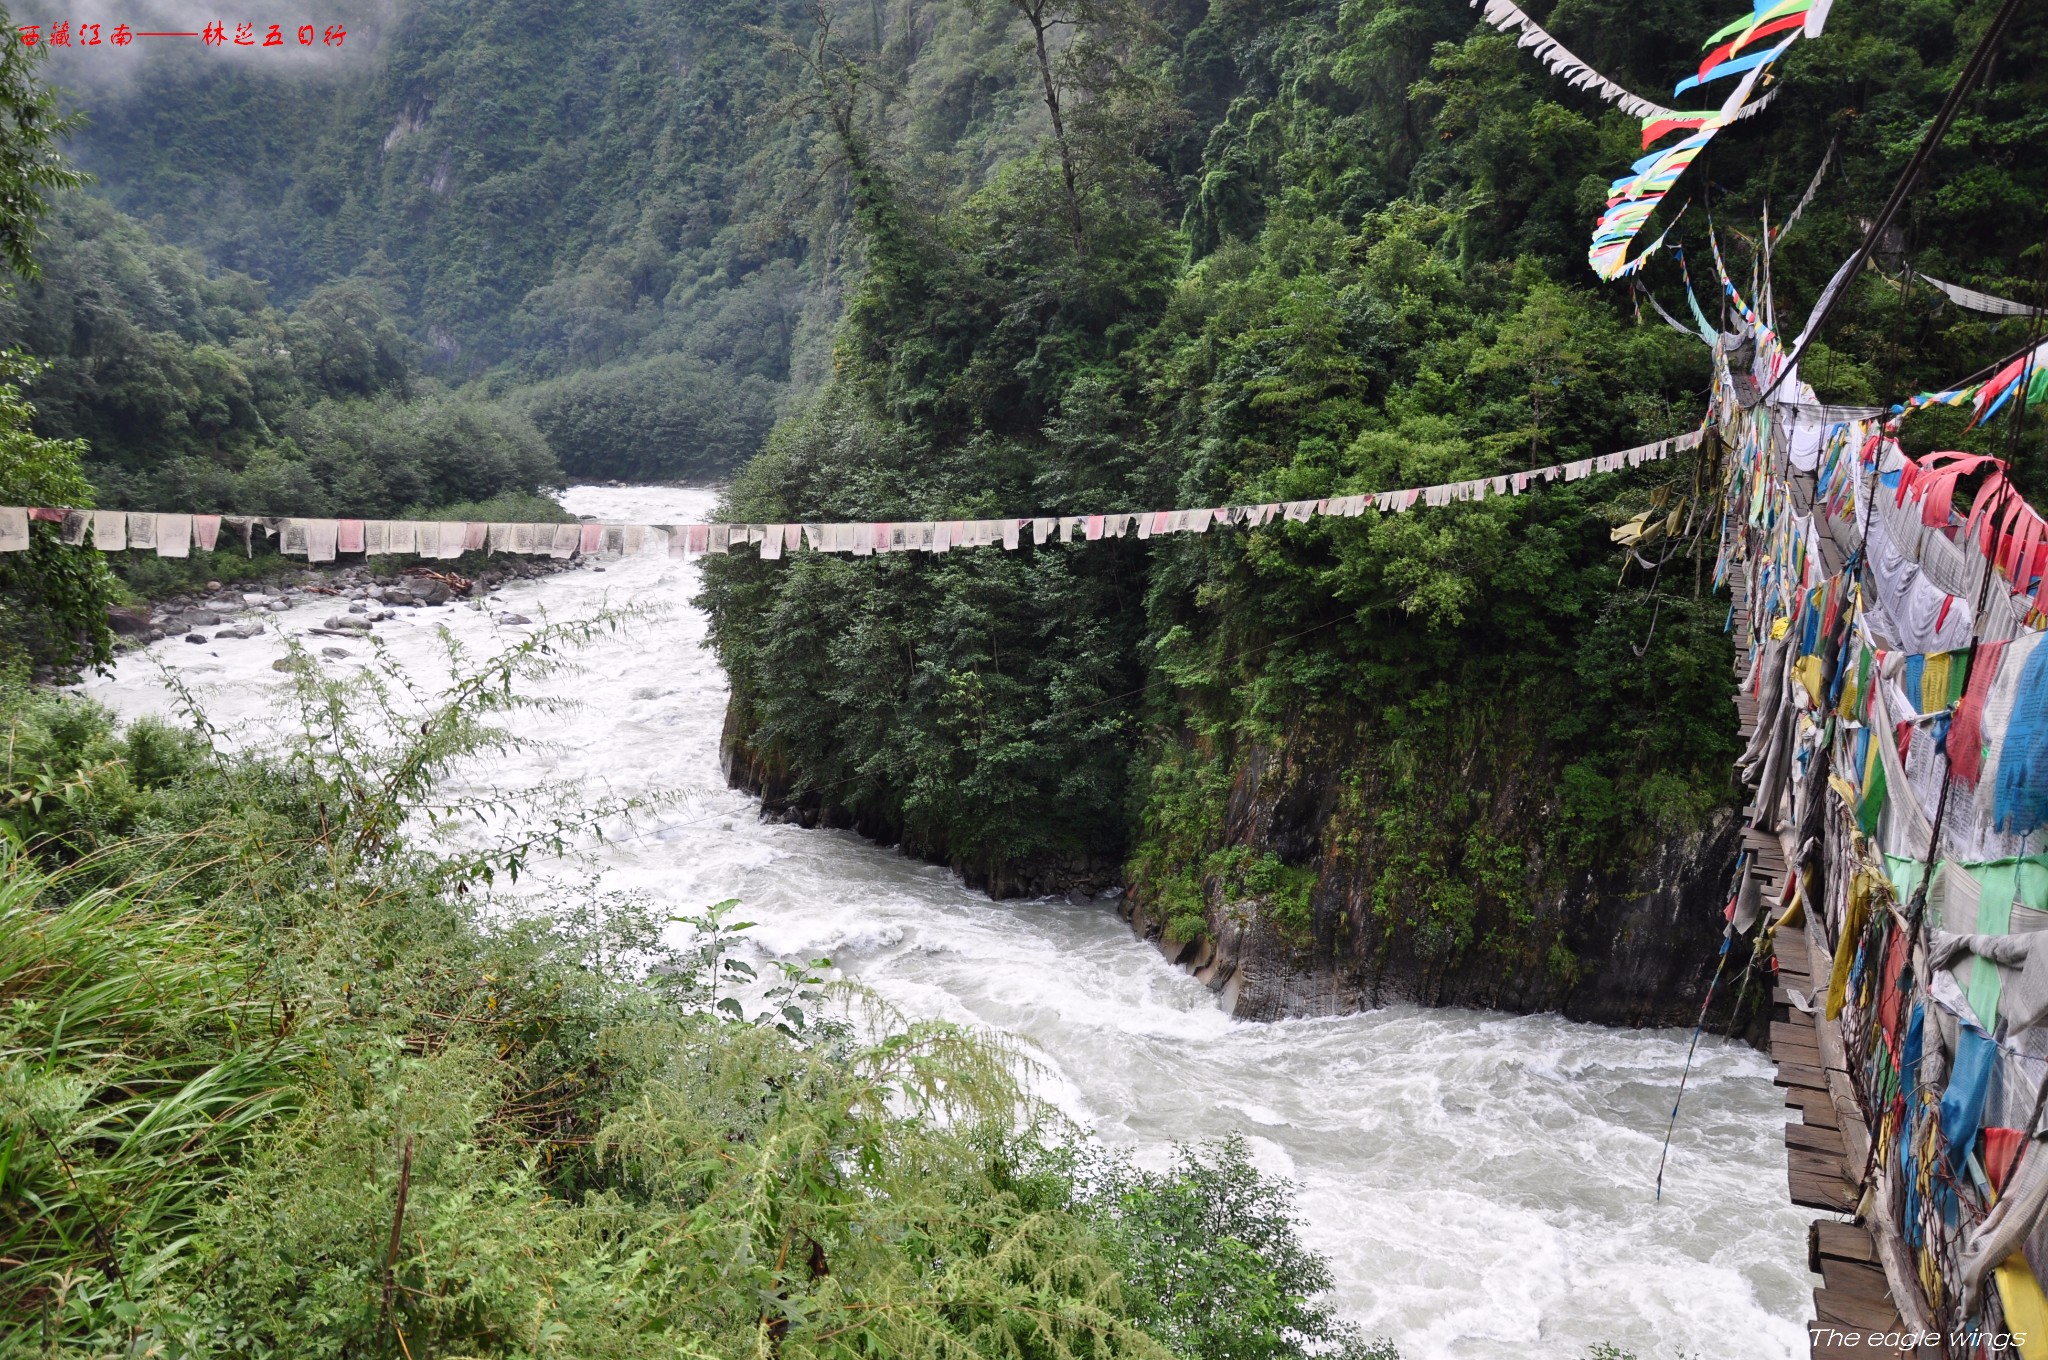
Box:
[8,0,2043,1017]
[697,0,2048,1017]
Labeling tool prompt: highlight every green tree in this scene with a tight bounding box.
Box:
[0,354,112,673]
[0,17,85,279]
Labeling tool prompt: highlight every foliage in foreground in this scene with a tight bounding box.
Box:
[0,625,1394,1360]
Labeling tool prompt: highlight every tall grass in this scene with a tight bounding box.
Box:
[0,858,301,1333]
[0,627,1395,1360]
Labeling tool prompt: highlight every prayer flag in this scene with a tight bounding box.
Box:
[156,513,193,558]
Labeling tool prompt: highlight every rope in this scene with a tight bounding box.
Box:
[1656,915,1737,1201]
[1756,0,2028,408]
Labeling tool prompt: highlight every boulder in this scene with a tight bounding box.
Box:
[184,632,208,645]
[266,599,291,612]
[185,609,221,627]
[242,592,270,606]
[324,615,372,633]
[320,646,352,660]
[410,577,453,605]
[494,612,534,626]
[107,605,153,637]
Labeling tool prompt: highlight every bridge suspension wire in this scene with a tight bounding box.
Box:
[1655,913,1737,1202]
[1755,0,2028,408]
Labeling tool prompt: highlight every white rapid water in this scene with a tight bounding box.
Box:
[85,485,1811,1360]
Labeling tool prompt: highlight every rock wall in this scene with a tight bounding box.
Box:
[1122,726,1746,1029]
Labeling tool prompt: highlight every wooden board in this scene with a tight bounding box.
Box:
[1774,1063,1830,1091]
[1790,1167,1857,1213]
[1810,1220,1878,1271]
[1785,1089,1843,1128]
[1787,1122,1846,1156]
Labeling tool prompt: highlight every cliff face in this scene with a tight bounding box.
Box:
[726,689,1745,1030]
[1122,714,1745,1028]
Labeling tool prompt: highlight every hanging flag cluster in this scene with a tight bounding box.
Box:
[1468,0,1782,127]
[1969,340,2048,428]
[1580,0,1831,280]
[1891,340,2048,428]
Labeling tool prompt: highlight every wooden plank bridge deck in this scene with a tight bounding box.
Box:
[1729,538,1911,1357]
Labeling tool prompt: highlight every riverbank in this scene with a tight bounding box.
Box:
[101,555,579,655]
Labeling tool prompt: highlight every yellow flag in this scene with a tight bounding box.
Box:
[1997,1254,2048,1359]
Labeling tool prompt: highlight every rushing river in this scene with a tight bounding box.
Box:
[86,485,1811,1360]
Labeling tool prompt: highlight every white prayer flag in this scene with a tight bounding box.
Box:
[156,513,193,558]
[1003,519,1021,549]
[127,513,158,550]
[0,507,27,552]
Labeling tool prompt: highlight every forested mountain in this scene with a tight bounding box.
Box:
[0,193,562,516]
[34,0,1069,480]
[701,0,2048,1020]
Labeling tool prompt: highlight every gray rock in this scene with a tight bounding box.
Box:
[494,612,534,626]
[266,599,291,612]
[184,632,208,644]
[410,578,453,605]
[243,592,270,606]
[185,609,221,626]
[347,600,368,614]
[320,646,352,659]
[324,615,372,633]
[108,605,153,637]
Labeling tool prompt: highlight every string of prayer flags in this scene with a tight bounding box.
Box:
[0,429,1706,563]
[1968,340,2048,430]
[1579,0,1828,282]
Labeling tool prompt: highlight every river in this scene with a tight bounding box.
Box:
[84,484,1811,1360]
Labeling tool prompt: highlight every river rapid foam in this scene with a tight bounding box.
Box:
[84,484,1809,1360]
